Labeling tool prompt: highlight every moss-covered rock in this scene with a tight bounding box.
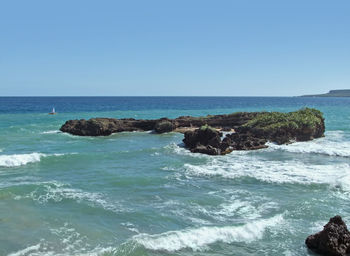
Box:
[154,120,175,133]
[182,108,325,155]
[239,108,325,144]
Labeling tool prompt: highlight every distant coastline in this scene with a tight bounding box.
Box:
[301,89,350,97]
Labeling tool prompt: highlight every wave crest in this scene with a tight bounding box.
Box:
[134,214,283,252]
[183,156,350,189]
[268,131,350,157]
[0,153,46,167]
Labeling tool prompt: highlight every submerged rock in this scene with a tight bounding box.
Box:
[306,216,350,256]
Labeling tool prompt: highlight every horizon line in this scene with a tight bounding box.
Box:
[0,95,302,97]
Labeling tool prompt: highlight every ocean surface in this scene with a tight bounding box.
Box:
[1,96,350,256]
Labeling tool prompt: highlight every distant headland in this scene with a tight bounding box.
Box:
[301,89,350,97]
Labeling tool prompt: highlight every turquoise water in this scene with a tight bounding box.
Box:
[1,97,350,256]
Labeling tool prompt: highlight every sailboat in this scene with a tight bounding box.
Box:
[49,107,57,115]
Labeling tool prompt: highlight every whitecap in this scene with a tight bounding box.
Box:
[0,153,46,167]
[41,130,60,134]
[134,214,283,252]
[183,155,350,189]
[0,153,65,167]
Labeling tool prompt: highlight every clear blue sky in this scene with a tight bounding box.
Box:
[0,0,349,96]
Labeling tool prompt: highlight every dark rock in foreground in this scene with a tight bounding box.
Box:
[306,216,350,256]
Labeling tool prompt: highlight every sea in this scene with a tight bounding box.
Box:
[1,96,350,256]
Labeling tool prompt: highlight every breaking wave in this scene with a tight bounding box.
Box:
[268,131,350,157]
[134,214,283,252]
[0,153,58,167]
[183,155,350,189]
[41,130,60,134]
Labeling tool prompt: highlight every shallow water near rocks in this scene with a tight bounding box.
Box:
[1,97,350,256]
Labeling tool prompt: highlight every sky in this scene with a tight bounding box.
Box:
[0,0,349,96]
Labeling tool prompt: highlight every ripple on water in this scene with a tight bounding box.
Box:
[10,180,126,214]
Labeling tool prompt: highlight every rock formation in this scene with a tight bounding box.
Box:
[182,108,325,155]
[60,112,258,136]
[60,108,325,155]
[183,125,225,155]
[306,216,350,256]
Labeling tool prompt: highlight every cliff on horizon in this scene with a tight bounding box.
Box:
[301,89,350,97]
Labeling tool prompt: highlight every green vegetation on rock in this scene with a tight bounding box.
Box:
[200,124,216,131]
[242,108,324,131]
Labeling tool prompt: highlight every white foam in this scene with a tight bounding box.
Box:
[164,143,210,158]
[0,153,45,167]
[41,130,60,134]
[0,153,66,167]
[166,142,251,158]
[7,244,41,256]
[183,155,350,189]
[215,200,260,219]
[6,221,117,255]
[134,214,283,252]
[17,181,125,213]
[268,131,350,157]
[7,241,114,256]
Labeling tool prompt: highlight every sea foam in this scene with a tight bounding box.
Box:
[7,244,41,256]
[15,181,125,213]
[267,131,350,157]
[134,214,283,252]
[0,153,46,167]
[0,153,66,167]
[183,155,350,189]
[41,130,60,134]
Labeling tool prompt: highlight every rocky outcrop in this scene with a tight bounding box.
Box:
[237,108,325,145]
[183,126,268,155]
[60,108,325,155]
[60,118,157,136]
[306,216,350,256]
[183,126,225,155]
[60,112,258,136]
[182,108,325,155]
[223,132,268,151]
